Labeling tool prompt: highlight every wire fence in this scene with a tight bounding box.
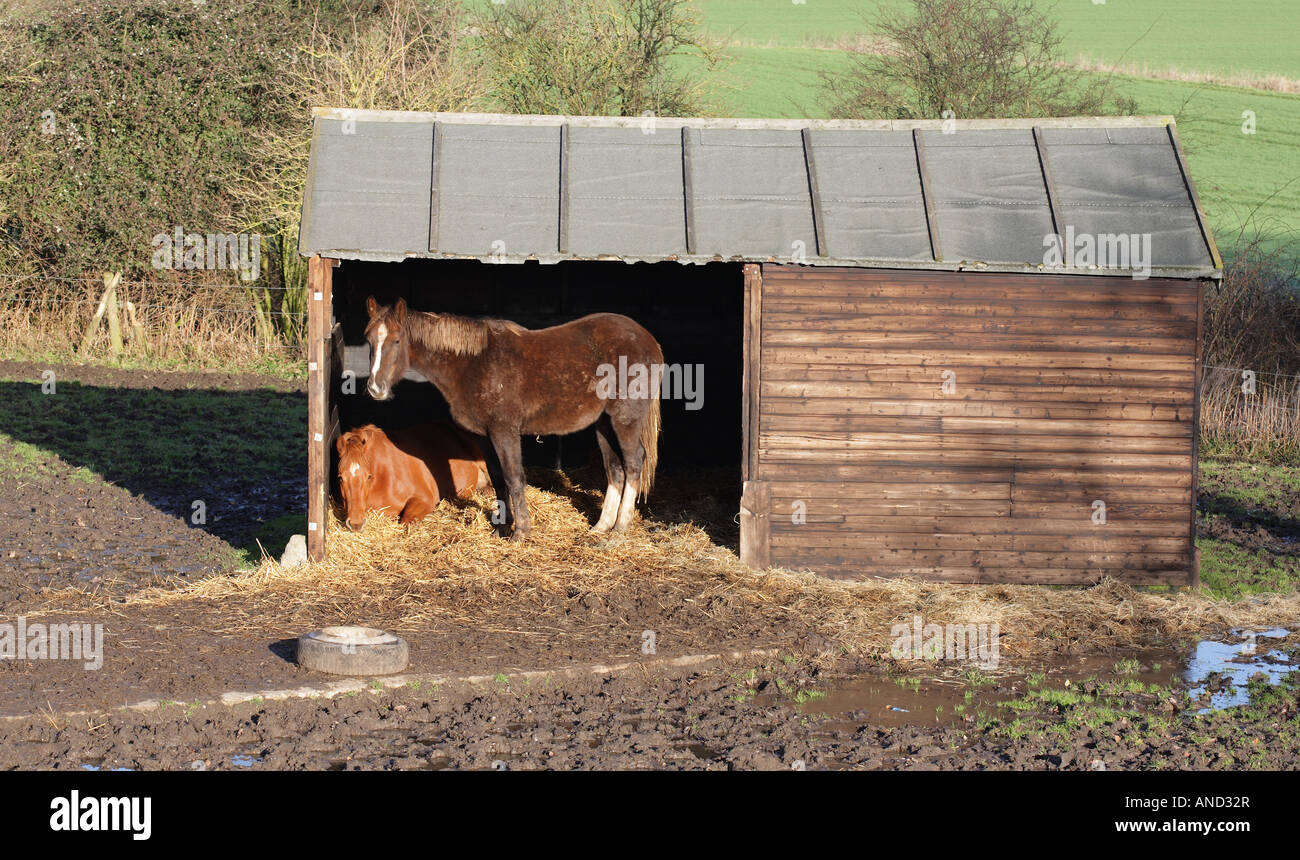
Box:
[1202,364,1300,381]
[1,274,1299,409]
[0,272,297,291]
[0,271,309,355]
[5,296,306,316]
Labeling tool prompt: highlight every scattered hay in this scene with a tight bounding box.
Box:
[116,468,1300,660]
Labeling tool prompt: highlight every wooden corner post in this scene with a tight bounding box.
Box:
[307,255,338,562]
[739,263,770,569]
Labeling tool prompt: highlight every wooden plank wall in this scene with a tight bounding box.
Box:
[757,266,1200,585]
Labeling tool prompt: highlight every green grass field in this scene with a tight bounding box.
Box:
[696,0,1300,80]
[690,1,1300,249]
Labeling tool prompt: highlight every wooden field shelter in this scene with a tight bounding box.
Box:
[299,109,1221,585]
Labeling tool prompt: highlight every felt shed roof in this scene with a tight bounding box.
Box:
[299,109,1221,279]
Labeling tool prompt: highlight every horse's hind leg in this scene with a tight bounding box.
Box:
[591,414,624,534]
[488,426,529,541]
[610,414,646,532]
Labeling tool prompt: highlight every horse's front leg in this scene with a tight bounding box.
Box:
[489,427,529,541]
[399,497,433,526]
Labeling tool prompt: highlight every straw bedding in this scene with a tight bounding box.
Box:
[102,466,1299,660]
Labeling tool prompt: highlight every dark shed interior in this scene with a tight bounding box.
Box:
[331,257,743,493]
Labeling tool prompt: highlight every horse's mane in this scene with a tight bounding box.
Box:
[406,311,522,357]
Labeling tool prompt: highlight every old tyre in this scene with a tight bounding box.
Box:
[297,626,409,676]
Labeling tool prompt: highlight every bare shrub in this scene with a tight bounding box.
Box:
[474,0,720,116]
[237,0,488,300]
[1200,236,1300,462]
[821,0,1135,119]
[1203,238,1300,377]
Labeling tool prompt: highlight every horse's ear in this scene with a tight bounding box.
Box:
[366,295,379,318]
[394,297,407,324]
[337,432,365,455]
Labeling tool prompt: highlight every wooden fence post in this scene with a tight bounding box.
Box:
[124,300,148,354]
[78,271,122,357]
[103,272,123,357]
[78,278,110,356]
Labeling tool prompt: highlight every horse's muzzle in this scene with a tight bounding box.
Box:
[366,381,391,401]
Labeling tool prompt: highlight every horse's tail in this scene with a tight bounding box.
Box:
[639,346,663,501]
[639,392,660,501]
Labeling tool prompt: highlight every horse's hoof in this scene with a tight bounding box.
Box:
[509,530,528,543]
[589,524,609,535]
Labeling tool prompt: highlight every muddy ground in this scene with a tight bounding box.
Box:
[1,648,1296,771]
[1,362,1298,770]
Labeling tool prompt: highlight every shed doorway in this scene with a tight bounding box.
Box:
[326,257,745,548]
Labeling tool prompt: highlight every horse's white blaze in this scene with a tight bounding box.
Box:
[591,482,621,533]
[349,463,360,476]
[368,323,387,394]
[614,478,638,530]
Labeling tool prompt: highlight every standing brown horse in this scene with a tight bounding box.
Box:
[363,297,662,541]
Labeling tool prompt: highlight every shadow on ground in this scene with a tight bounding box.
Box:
[0,372,306,553]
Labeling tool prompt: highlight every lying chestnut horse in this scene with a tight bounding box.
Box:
[363,297,662,541]
[336,421,489,531]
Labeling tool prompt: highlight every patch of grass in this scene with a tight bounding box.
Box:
[0,378,304,491]
[1033,688,1091,708]
[793,688,826,705]
[1113,659,1141,676]
[67,466,98,484]
[236,513,306,566]
[1201,460,1300,515]
[1197,537,1300,598]
[0,438,52,479]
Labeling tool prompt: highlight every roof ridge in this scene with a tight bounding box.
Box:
[309,107,1178,131]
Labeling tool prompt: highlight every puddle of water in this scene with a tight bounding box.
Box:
[26,540,209,586]
[1184,628,1295,713]
[759,678,997,729]
[759,631,1295,728]
[668,741,719,760]
[758,651,1184,729]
